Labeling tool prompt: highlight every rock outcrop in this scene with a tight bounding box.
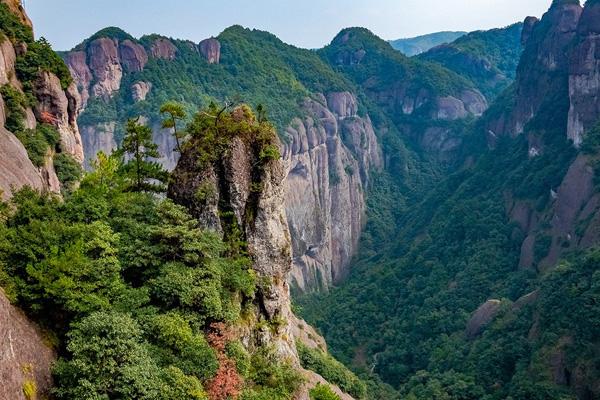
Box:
[168,107,297,359]
[465,299,502,339]
[490,0,583,139]
[150,37,177,60]
[567,0,600,147]
[283,94,382,291]
[0,1,83,199]
[0,290,55,400]
[199,38,221,64]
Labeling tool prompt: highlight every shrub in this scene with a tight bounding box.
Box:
[310,383,341,400]
[297,342,367,399]
[53,153,83,188]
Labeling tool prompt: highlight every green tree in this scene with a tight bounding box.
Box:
[310,383,341,400]
[117,118,167,193]
[160,101,187,153]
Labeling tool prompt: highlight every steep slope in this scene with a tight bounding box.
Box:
[0,1,83,200]
[320,27,488,162]
[389,31,467,56]
[419,23,524,100]
[301,1,600,399]
[63,26,383,293]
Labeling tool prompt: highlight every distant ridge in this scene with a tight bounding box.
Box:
[389,31,467,56]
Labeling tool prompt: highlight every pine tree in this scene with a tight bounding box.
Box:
[160,101,186,153]
[117,118,167,193]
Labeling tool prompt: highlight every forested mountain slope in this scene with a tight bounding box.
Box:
[62,23,489,294]
[300,1,600,399]
[389,31,467,56]
[419,23,524,100]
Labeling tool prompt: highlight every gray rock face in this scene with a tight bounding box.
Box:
[492,2,583,139]
[88,38,123,100]
[567,1,600,146]
[131,81,151,102]
[0,290,55,400]
[168,109,297,360]
[199,38,221,64]
[0,33,83,199]
[465,299,502,339]
[283,94,382,292]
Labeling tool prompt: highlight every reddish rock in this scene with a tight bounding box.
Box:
[88,38,123,99]
[65,50,92,107]
[199,38,221,64]
[119,39,148,72]
[150,37,177,60]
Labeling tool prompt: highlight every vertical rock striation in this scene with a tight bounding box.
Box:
[283,93,382,291]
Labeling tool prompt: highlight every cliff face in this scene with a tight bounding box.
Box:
[166,107,356,398]
[283,93,382,291]
[0,290,55,400]
[65,33,382,292]
[0,0,83,200]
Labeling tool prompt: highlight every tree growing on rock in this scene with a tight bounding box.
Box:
[117,118,168,193]
[160,101,187,153]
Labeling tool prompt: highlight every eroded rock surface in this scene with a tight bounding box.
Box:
[0,290,55,400]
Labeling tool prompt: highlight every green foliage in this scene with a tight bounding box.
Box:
[241,346,304,400]
[298,342,367,399]
[419,23,524,99]
[117,118,168,192]
[16,37,73,91]
[226,340,251,377]
[53,153,83,189]
[310,383,341,400]
[0,3,33,43]
[1,84,30,133]
[160,101,187,153]
[14,124,60,167]
[299,47,581,400]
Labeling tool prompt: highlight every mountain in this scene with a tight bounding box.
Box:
[0,3,369,400]
[61,23,492,294]
[301,1,600,399]
[419,23,524,100]
[389,31,467,56]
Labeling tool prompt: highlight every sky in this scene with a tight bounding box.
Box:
[25,0,552,51]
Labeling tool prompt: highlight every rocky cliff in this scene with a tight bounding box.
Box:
[167,105,356,399]
[0,289,55,400]
[283,93,382,291]
[0,0,83,200]
[64,29,383,293]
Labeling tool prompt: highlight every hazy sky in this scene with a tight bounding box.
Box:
[25,0,552,51]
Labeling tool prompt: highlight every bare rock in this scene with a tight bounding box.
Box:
[0,289,55,400]
[282,96,382,292]
[88,38,123,100]
[131,81,151,102]
[522,16,540,45]
[199,38,221,64]
[326,91,358,118]
[436,96,468,120]
[567,0,600,147]
[119,39,148,72]
[0,39,16,86]
[33,72,84,163]
[150,38,177,60]
[81,123,118,169]
[65,51,93,108]
[466,299,502,339]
